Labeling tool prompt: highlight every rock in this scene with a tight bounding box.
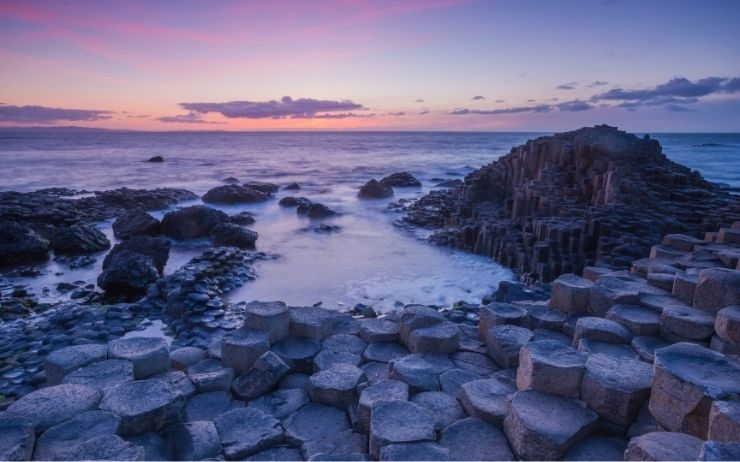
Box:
[161,205,228,240]
[301,429,368,460]
[232,351,290,400]
[97,249,159,295]
[170,347,208,371]
[148,155,164,162]
[313,349,362,371]
[439,367,482,397]
[112,208,161,239]
[50,223,110,255]
[184,391,244,422]
[7,384,101,432]
[516,340,587,398]
[297,201,337,218]
[660,304,716,341]
[356,379,409,433]
[673,272,698,304]
[221,326,270,374]
[362,342,409,363]
[407,323,460,354]
[439,417,513,461]
[504,390,599,461]
[0,220,49,265]
[708,400,740,442]
[167,421,222,461]
[283,403,350,446]
[43,343,107,385]
[380,442,448,460]
[485,325,533,368]
[624,431,703,461]
[33,410,121,460]
[104,235,170,274]
[0,413,34,461]
[715,305,740,344]
[211,223,258,248]
[588,276,642,317]
[156,370,197,400]
[606,304,661,336]
[525,304,568,330]
[398,305,447,344]
[480,303,531,332]
[699,441,740,461]
[369,401,436,459]
[63,359,134,390]
[380,172,421,187]
[451,350,499,376]
[187,359,235,392]
[229,211,256,225]
[248,388,309,420]
[631,336,670,363]
[410,391,466,431]
[323,333,368,356]
[99,379,185,436]
[388,355,439,393]
[245,300,290,342]
[272,336,321,373]
[650,342,740,438]
[458,377,516,427]
[125,433,168,461]
[308,363,366,409]
[108,337,169,380]
[577,339,638,360]
[573,316,632,346]
[550,274,593,313]
[693,268,740,314]
[66,434,145,461]
[243,181,279,195]
[359,319,399,343]
[290,306,336,341]
[358,179,393,199]
[628,403,666,438]
[564,436,627,461]
[202,184,268,204]
[580,354,652,426]
[214,408,283,460]
[284,182,301,190]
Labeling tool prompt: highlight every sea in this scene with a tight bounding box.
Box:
[1,130,738,314]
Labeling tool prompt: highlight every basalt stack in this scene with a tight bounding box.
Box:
[405,125,739,283]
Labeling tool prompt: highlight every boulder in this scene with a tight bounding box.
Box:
[708,400,740,442]
[623,431,703,461]
[308,363,366,409]
[187,359,235,392]
[97,249,159,295]
[549,274,592,314]
[439,417,514,461]
[112,208,161,239]
[0,413,34,461]
[284,182,301,190]
[33,410,121,460]
[184,391,244,422]
[356,379,409,433]
[148,155,164,162]
[358,179,393,199]
[380,442,448,460]
[108,337,169,380]
[66,434,145,461]
[169,347,208,371]
[380,172,421,187]
[564,436,627,461]
[485,325,533,368]
[202,184,268,204]
[297,201,337,218]
[221,327,270,374]
[229,211,256,225]
[50,223,110,255]
[43,343,108,386]
[715,305,740,344]
[210,223,258,248]
[248,388,309,420]
[103,235,170,274]
[289,306,336,341]
[650,342,740,438]
[244,300,290,342]
[388,355,440,393]
[243,181,279,195]
[407,323,460,354]
[359,318,399,343]
[572,317,632,346]
[99,379,185,436]
[63,359,134,390]
[8,384,102,432]
[232,351,290,400]
[369,401,436,459]
[283,403,350,446]
[516,340,587,398]
[0,220,49,265]
[167,421,222,461]
[161,205,228,240]
[693,268,740,314]
[410,391,465,431]
[214,408,283,460]
[459,377,516,427]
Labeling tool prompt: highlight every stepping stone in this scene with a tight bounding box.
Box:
[363,342,409,363]
[184,391,244,422]
[330,313,361,336]
[693,268,740,314]
[624,431,703,461]
[439,367,481,397]
[322,334,368,355]
[663,233,705,252]
[581,354,653,426]
[411,391,466,431]
[588,276,642,317]
[564,436,627,461]
[573,317,632,346]
[606,304,660,335]
[549,274,592,314]
[439,417,513,461]
[289,306,335,341]
[700,441,740,461]
[388,355,440,393]
[313,349,362,372]
[43,343,107,385]
[63,359,134,390]
[244,300,290,342]
[357,379,409,433]
[157,370,197,400]
[7,384,102,432]
[485,325,533,368]
[532,327,571,345]
[167,421,222,461]
[245,446,303,461]
[525,304,567,331]
[708,400,740,441]
[99,378,185,436]
[650,342,740,438]
[503,390,599,461]
[673,272,698,304]
[214,408,283,460]
[66,434,144,461]
[33,410,120,460]
[221,327,270,374]
[108,337,169,380]
[232,351,290,400]
[398,305,446,345]
[416,353,454,373]
[631,336,671,363]
[647,272,675,291]
[359,318,399,343]
[379,442,449,461]
[369,401,436,459]
[450,351,499,376]
[480,303,531,335]
[125,432,168,461]
[715,305,740,344]
[308,363,366,409]
[660,305,715,341]
[248,388,310,420]
[169,347,208,371]
[187,359,234,392]
[516,340,587,398]
[284,403,350,446]
[272,336,321,373]
[0,413,34,461]
[302,429,368,460]
[362,362,390,383]
[407,323,459,354]
[459,377,516,427]
[576,339,638,360]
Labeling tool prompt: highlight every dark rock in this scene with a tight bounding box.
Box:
[516,340,587,398]
[459,377,516,426]
[223,176,240,184]
[232,351,290,400]
[125,433,168,461]
[161,205,228,240]
[108,337,169,380]
[43,343,108,385]
[187,359,235,392]
[284,182,301,190]
[283,403,350,446]
[50,223,110,255]
[358,179,393,199]
[99,379,185,436]
[248,388,309,420]
[184,391,244,422]
[369,401,436,459]
[169,347,208,371]
[708,400,740,442]
[33,410,121,460]
[388,355,439,393]
[624,431,703,461]
[0,220,49,265]
[98,249,159,295]
[308,363,366,409]
[700,441,740,461]
[272,336,321,373]
[0,413,35,461]
[7,384,102,432]
[211,223,258,248]
[440,417,514,461]
[362,342,409,363]
[297,201,337,218]
[167,421,222,461]
[410,391,465,431]
[380,442,448,460]
[380,172,421,187]
[439,367,482,397]
[67,434,145,461]
[245,300,290,343]
[148,155,164,162]
[63,359,134,390]
[279,196,309,207]
[202,184,268,204]
[564,436,627,461]
[243,181,279,195]
[221,326,270,375]
[356,379,409,433]
[302,429,368,460]
[230,211,256,225]
[105,235,169,274]
[112,208,161,239]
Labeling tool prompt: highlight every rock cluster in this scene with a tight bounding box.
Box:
[405,125,739,283]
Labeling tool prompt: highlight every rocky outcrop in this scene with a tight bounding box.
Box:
[0,220,50,265]
[381,172,421,187]
[103,235,170,274]
[112,208,161,239]
[405,125,738,282]
[50,223,110,255]
[211,223,258,249]
[161,205,228,240]
[358,179,393,199]
[202,185,268,204]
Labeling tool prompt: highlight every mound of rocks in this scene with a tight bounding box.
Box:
[202,184,269,204]
[358,179,393,199]
[112,208,162,239]
[381,172,421,187]
[0,220,50,265]
[161,205,228,240]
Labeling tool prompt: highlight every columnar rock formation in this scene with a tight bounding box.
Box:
[406,125,739,282]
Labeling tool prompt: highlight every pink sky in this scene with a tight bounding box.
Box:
[1,0,739,131]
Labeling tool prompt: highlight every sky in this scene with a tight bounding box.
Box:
[1,0,739,132]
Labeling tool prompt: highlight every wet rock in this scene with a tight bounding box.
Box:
[50,223,110,256]
[0,413,34,461]
[63,359,134,390]
[97,249,159,296]
[624,431,703,461]
[187,359,235,392]
[459,376,516,427]
[99,379,185,436]
[359,318,399,343]
[214,408,283,460]
[248,388,309,420]
[358,179,393,199]
[284,403,350,446]
[439,417,514,461]
[699,441,740,461]
[161,205,228,240]
[243,181,279,195]
[7,384,102,432]
[202,184,268,204]
[356,379,409,433]
[43,343,107,385]
[33,410,120,460]
[221,327,270,374]
[169,346,208,371]
[503,390,599,461]
[708,400,740,442]
[650,342,740,438]
[167,421,222,461]
[380,442,448,460]
[516,340,587,398]
[245,300,290,342]
[573,316,632,346]
[284,182,301,190]
[297,201,337,218]
[211,223,259,248]
[148,155,164,162]
[550,274,592,314]
[232,351,290,400]
[388,355,439,393]
[564,436,627,461]
[272,336,321,373]
[308,363,366,409]
[380,172,421,187]
[693,268,740,313]
[369,401,436,459]
[407,323,459,354]
[410,391,465,431]
[104,235,170,274]
[485,325,533,368]
[112,208,161,239]
[0,220,49,265]
[108,337,169,379]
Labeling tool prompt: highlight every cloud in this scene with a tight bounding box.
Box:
[594,77,727,102]
[450,104,552,115]
[180,96,365,119]
[292,112,374,119]
[556,100,593,112]
[664,104,694,112]
[387,112,406,116]
[588,80,609,87]
[156,111,223,124]
[723,77,740,93]
[557,82,577,90]
[495,99,505,103]
[414,99,425,103]
[0,104,112,123]
[471,95,485,100]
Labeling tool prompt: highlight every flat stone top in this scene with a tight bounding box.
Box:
[508,390,598,444]
[45,343,107,368]
[584,354,653,390]
[289,305,337,322]
[482,303,527,317]
[223,326,270,345]
[654,342,740,397]
[554,273,593,288]
[7,384,102,431]
[360,379,409,407]
[608,304,660,323]
[108,336,168,357]
[370,400,436,441]
[245,300,288,315]
[322,334,367,355]
[524,340,588,367]
[100,379,180,416]
[310,363,365,389]
[489,324,533,343]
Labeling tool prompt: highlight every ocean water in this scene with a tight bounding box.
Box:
[1,130,738,313]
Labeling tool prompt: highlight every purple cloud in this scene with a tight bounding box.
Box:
[0,104,112,123]
[471,95,485,100]
[588,80,609,87]
[557,82,577,90]
[556,100,593,112]
[594,76,726,101]
[292,112,374,119]
[179,96,365,119]
[414,99,425,103]
[156,112,223,124]
[450,104,552,115]
[387,112,406,116]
